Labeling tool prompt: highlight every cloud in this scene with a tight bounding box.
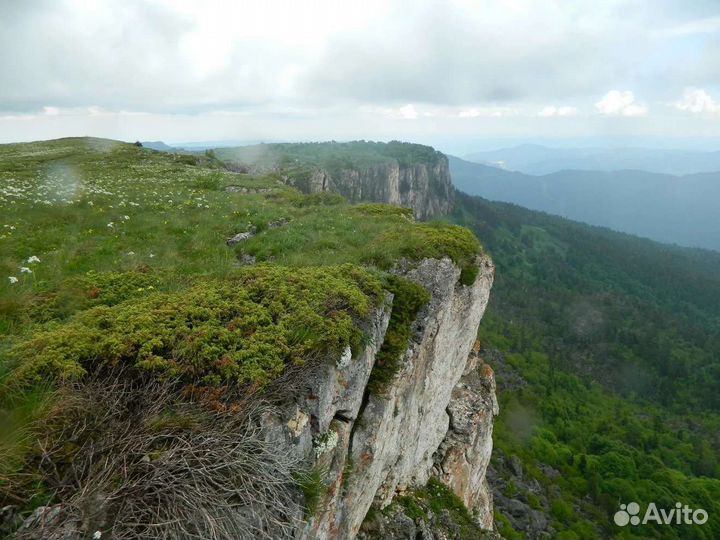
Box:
[458,107,520,118]
[2,1,720,142]
[652,15,720,38]
[398,104,418,120]
[594,91,648,117]
[373,104,420,119]
[673,87,720,114]
[538,106,578,117]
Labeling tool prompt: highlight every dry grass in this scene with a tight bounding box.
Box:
[16,371,304,540]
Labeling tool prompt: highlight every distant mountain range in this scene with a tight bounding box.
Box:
[464,144,720,176]
[449,155,720,252]
[141,141,178,152]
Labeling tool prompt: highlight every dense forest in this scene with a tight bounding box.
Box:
[452,192,720,539]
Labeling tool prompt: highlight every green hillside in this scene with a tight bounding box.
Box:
[214,140,444,173]
[449,155,720,251]
[453,192,720,539]
[0,138,480,532]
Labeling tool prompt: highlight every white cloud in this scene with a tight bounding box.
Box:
[2,1,720,141]
[398,104,418,120]
[673,87,719,114]
[594,90,648,117]
[537,105,578,117]
[458,107,519,118]
[375,104,419,120]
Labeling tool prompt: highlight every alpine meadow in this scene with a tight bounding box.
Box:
[1,2,720,540]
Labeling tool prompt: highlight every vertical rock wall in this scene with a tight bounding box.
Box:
[268,255,495,540]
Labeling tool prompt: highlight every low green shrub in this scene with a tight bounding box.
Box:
[3,265,382,389]
[351,203,414,219]
[367,275,430,394]
[364,222,481,283]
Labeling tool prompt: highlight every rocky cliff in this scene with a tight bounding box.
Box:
[217,141,455,220]
[304,158,454,220]
[261,255,496,540]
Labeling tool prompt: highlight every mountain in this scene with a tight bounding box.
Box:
[0,138,494,540]
[449,155,720,251]
[464,144,720,176]
[452,192,720,540]
[139,140,178,152]
[3,138,719,540]
[214,141,455,220]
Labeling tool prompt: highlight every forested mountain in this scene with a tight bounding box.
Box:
[449,156,720,251]
[464,144,720,176]
[452,192,720,539]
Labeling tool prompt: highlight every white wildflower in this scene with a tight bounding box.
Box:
[313,430,339,459]
[93,531,102,539]
[107,222,114,228]
[19,267,32,273]
[88,201,94,206]
[149,253,155,258]
[123,215,130,220]
[8,276,18,284]
[26,256,40,264]
[337,345,352,368]
[127,251,135,256]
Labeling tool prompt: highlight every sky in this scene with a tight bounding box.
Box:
[2,0,720,152]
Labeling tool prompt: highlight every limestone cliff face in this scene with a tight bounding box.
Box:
[263,255,496,540]
[304,158,454,220]
[433,344,499,529]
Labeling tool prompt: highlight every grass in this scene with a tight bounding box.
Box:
[214,140,445,174]
[375,478,488,540]
[0,137,483,519]
[294,465,328,518]
[0,138,480,341]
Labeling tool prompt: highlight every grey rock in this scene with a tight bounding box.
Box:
[239,253,257,265]
[301,158,454,221]
[509,455,523,479]
[434,342,499,529]
[226,225,257,246]
[322,256,494,539]
[224,185,272,193]
[268,217,290,229]
[232,256,494,540]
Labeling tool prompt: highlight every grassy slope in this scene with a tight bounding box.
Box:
[0,138,481,520]
[214,140,444,172]
[453,192,720,539]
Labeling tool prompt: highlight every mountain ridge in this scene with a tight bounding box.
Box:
[449,155,720,252]
[464,144,720,176]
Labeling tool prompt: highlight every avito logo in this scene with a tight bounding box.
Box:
[614,502,708,527]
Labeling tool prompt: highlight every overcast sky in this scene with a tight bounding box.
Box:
[2,0,720,151]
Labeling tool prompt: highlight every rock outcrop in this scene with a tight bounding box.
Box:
[262,255,495,540]
[433,343,499,529]
[303,159,454,221]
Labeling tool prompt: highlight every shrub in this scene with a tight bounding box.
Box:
[190,172,223,191]
[3,265,382,389]
[364,222,481,284]
[351,203,414,219]
[414,478,486,539]
[367,275,430,394]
